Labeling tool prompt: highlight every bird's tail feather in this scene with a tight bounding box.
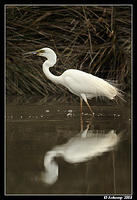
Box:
[105,79,126,102]
[116,88,126,102]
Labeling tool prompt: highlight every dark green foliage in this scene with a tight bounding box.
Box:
[6,6,131,96]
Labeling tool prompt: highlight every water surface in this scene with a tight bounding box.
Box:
[6,96,131,195]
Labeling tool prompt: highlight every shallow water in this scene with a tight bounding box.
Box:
[6,96,131,195]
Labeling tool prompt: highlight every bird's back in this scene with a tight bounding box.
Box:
[61,69,122,100]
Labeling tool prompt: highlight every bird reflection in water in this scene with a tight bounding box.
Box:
[40,124,122,185]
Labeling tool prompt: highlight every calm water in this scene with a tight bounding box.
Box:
[6,96,131,195]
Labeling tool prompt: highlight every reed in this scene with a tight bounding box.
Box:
[6,6,131,96]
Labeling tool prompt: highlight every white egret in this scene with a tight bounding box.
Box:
[25,47,124,116]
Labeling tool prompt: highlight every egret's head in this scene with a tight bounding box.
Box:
[36,48,56,58]
[24,47,57,61]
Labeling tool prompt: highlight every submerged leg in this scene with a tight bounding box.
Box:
[80,98,83,131]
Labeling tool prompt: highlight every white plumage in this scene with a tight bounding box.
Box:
[61,69,120,100]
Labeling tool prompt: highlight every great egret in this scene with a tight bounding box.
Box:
[25,47,124,115]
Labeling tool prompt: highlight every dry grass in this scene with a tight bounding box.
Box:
[6,5,131,96]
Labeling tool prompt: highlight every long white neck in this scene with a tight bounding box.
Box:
[42,54,62,84]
